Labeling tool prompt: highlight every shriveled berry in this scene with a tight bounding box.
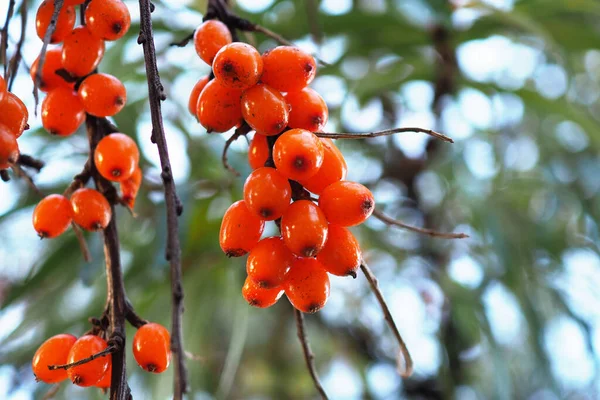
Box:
[32,334,77,384]
[67,335,109,387]
[241,84,288,136]
[188,76,209,116]
[242,277,283,308]
[78,73,126,117]
[31,47,74,92]
[248,133,269,169]
[193,20,232,65]
[243,167,291,221]
[280,200,328,257]
[299,139,347,194]
[247,236,293,288]
[317,225,361,277]
[261,46,317,92]
[62,26,105,77]
[33,194,72,238]
[219,200,264,257]
[95,357,111,388]
[36,1,76,43]
[120,166,142,209]
[85,0,131,41]
[213,43,263,90]
[41,87,85,136]
[94,133,139,182]
[133,323,171,373]
[285,258,330,313]
[70,188,112,231]
[319,181,375,227]
[273,129,324,181]
[196,79,242,133]
[0,92,29,138]
[285,88,328,132]
[0,124,19,169]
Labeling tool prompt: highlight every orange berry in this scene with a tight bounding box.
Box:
[0,75,6,103]
[285,88,328,132]
[41,87,85,136]
[193,20,232,65]
[32,334,77,384]
[61,26,105,77]
[31,47,74,93]
[133,323,171,373]
[280,200,328,257]
[261,46,317,92]
[219,200,265,257]
[64,0,85,5]
[0,92,29,138]
[67,335,109,387]
[317,225,361,277]
[95,357,111,388]
[243,167,291,221]
[188,76,209,116]
[241,84,288,136]
[78,73,126,117]
[36,0,76,43]
[85,0,131,41]
[285,258,330,313]
[213,43,263,90]
[120,166,142,208]
[246,236,293,288]
[299,139,347,194]
[0,124,19,169]
[33,194,72,238]
[242,276,283,308]
[273,129,324,181]
[94,133,139,182]
[70,188,112,231]
[319,181,375,226]
[248,133,269,169]
[196,79,242,133]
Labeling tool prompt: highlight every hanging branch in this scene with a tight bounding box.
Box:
[315,127,453,143]
[0,0,16,75]
[372,209,468,239]
[222,122,252,176]
[7,0,28,89]
[49,345,116,370]
[294,308,329,400]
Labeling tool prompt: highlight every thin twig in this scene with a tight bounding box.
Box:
[169,32,194,47]
[125,299,148,328]
[41,384,60,400]
[0,0,16,76]
[17,154,45,172]
[372,208,468,239]
[294,308,329,400]
[10,164,44,196]
[71,222,92,262]
[222,123,251,176]
[252,24,294,47]
[48,345,116,370]
[7,0,27,90]
[316,127,453,143]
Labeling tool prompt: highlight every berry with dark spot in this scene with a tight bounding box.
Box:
[280,200,328,257]
[196,78,243,133]
[94,133,140,182]
[36,1,76,43]
[0,92,29,138]
[133,323,171,373]
[67,335,109,387]
[31,47,74,93]
[261,46,317,92]
[70,188,112,231]
[61,26,105,77]
[243,167,291,221]
[219,200,265,257]
[212,42,263,90]
[85,0,131,41]
[246,236,293,288]
[318,181,375,227]
[317,225,362,277]
[242,277,284,308]
[273,129,324,181]
[32,334,77,384]
[33,194,72,238]
[299,139,347,195]
[284,87,328,132]
[41,87,85,136]
[241,83,289,136]
[284,258,330,313]
[193,20,232,65]
[78,73,127,117]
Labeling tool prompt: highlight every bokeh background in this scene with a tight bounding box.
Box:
[1,0,600,398]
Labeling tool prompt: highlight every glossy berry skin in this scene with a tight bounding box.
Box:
[133,323,171,373]
[319,181,375,227]
[95,358,111,388]
[193,20,232,65]
[243,167,291,221]
[219,200,264,257]
[120,166,142,208]
[242,277,284,308]
[248,133,269,169]
[273,129,324,181]
[31,47,74,93]
[61,26,105,77]
[78,73,126,117]
[188,76,209,116]
[41,87,85,136]
[36,1,76,43]
[261,46,317,92]
[64,0,86,5]
[0,75,6,103]
[0,125,19,169]
[212,43,263,90]
[0,92,29,138]
[285,88,328,132]
[300,139,347,194]
[33,194,72,238]
[67,335,109,387]
[285,258,330,313]
[196,79,242,133]
[317,225,362,277]
[32,334,77,384]
[281,200,328,257]
[94,133,139,182]
[70,188,112,231]
[241,84,289,136]
[246,236,293,288]
[85,0,131,41]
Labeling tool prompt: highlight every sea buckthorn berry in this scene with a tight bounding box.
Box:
[61,26,105,77]
[246,236,293,288]
[248,133,269,169]
[213,43,263,90]
[280,200,328,257]
[36,1,76,43]
[133,323,171,373]
[95,357,111,388]
[41,87,85,136]
[196,79,243,133]
[33,194,72,238]
[299,139,347,194]
[0,75,6,103]
[242,277,284,308]
[64,0,85,5]
[78,73,126,117]
[261,46,317,92]
[31,47,74,93]
[285,258,330,313]
[67,335,109,387]
[243,167,291,221]
[70,188,112,231]
[317,225,362,277]
[188,76,209,116]
[85,0,131,41]
[120,166,142,209]
[273,129,324,181]
[0,92,29,138]
[319,181,375,227]
[285,88,328,132]
[193,20,232,65]
[94,133,139,182]
[241,84,289,136]
[0,124,19,169]
[219,200,265,257]
[32,334,77,384]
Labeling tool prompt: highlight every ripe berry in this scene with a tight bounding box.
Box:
[280,200,328,257]
[241,84,289,136]
[261,46,317,92]
[67,335,109,387]
[188,76,209,116]
[273,129,324,181]
[120,166,142,208]
[36,1,76,43]
[0,92,29,138]
[41,87,85,136]
[94,133,139,182]
[247,236,293,288]
[193,20,232,65]
[70,188,112,231]
[243,167,291,221]
[317,225,362,277]
[78,73,127,117]
[133,323,171,373]
[0,124,19,169]
[31,334,77,384]
[219,200,264,257]
[299,139,347,194]
[61,26,105,77]
[95,357,111,388]
[285,258,330,313]
[242,277,284,308]
[33,194,72,238]
[0,75,6,103]
[85,0,131,41]
[285,88,328,132]
[31,47,74,92]
[319,181,375,226]
[64,0,86,5]
[196,79,243,133]
[248,133,269,170]
[213,43,263,90]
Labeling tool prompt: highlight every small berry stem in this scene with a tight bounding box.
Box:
[372,208,468,239]
[294,308,329,400]
[315,127,454,143]
[48,345,116,370]
[222,122,251,176]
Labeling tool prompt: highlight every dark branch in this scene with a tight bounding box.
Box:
[17,154,45,172]
[0,0,16,77]
[372,208,468,239]
[11,164,44,196]
[170,32,194,47]
[125,299,148,328]
[294,308,329,400]
[315,127,453,143]
[7,0,27,90]
[48,345,116,370]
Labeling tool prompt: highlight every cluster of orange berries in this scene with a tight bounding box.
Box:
[32,322,170,388]
[0,76,29,171]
